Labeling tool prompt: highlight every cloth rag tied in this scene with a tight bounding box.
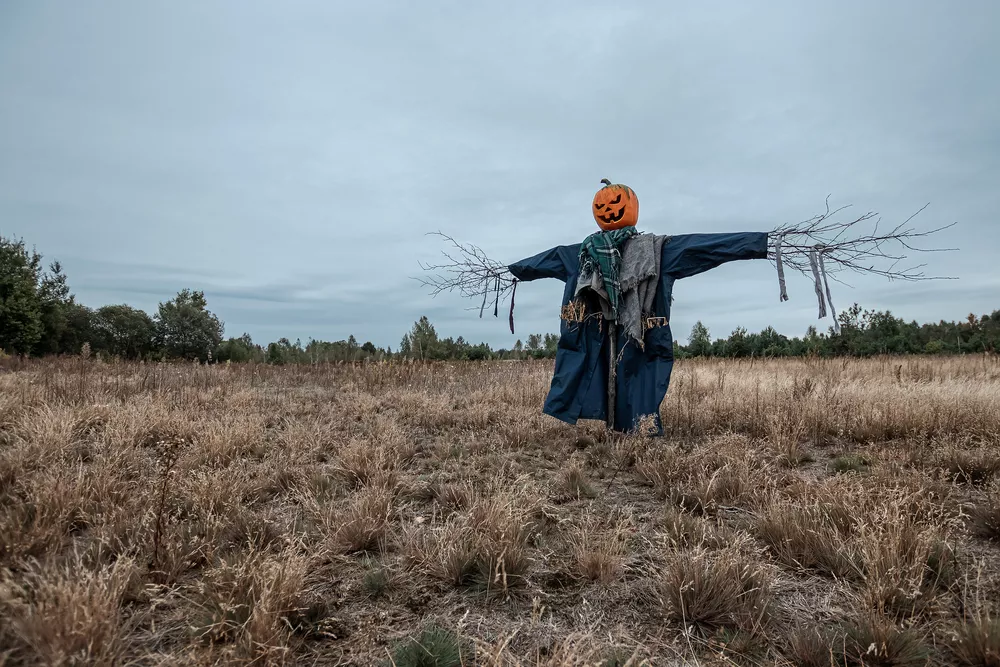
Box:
[619,233,669,347]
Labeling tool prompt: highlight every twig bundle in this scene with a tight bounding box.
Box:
[417,232,516,316]
[767,196,957,285]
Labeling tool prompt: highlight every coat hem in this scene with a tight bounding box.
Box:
[542,406,580,426]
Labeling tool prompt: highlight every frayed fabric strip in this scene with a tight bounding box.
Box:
[809,247,827,319]
[818,251,840,334]
[774,232,789,302]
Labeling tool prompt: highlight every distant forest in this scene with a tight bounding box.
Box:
[3,234,998,363]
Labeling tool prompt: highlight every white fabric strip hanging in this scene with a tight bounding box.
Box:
[818,249,841,334]
[808,247,827,319]
[774,232,789,302]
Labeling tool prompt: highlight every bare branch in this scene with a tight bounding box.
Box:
[768,200,958,282]
[413,232,516,315]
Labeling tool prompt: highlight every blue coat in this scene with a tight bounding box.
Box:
[508,232,768,434]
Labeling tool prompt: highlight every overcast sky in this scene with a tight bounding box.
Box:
[2,1,997,349]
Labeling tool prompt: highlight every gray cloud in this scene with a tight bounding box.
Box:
[2,0,997,349]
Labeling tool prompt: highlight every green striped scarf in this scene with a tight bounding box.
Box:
[577,227,638,320]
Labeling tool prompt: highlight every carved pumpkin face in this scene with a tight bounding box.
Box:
[592,179,639,231]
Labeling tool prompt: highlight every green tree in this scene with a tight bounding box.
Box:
[925,339,945,354]
[399,334,412,358]
[543,333,559,358]
[35,261,76,355]
[153,289,224,361]
[757,326,789,357]
[266,341,286,364]
[0,236,43,355]
[727,326,749,357]
[266,337,304,364]
[58,303,95,355]
[407,316,439,360]
[217,333,262,363]
[467,342,492,360]
[687,321,711,357]
[92,304,155,359]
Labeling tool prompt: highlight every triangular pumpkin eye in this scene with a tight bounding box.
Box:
[608,194,622,205]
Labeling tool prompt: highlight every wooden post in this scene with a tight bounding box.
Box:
[607,321,617,431]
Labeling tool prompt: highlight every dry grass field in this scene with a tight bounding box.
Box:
[2,354,1000,666]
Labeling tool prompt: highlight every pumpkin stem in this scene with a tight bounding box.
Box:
[600,178,612,186]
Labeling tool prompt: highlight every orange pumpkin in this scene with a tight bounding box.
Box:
[592,178,639,231]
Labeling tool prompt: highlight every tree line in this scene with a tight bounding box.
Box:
[678,302,1000,359]
[2,234,996,363]
[0,235,551,363]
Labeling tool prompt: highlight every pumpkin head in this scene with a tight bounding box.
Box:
[592,179,639,231]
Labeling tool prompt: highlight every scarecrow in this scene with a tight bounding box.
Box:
[420,180,953,435]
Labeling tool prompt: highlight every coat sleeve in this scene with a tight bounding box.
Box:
[662,232,769,280]
[508,245,571,283]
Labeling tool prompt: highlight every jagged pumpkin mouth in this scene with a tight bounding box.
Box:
[595,194,627,223]
[598,207,627,223]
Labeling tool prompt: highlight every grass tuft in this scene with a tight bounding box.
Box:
[569,514,628,584]
[968,497,1000,541]
[384,625,469,667]
[659,548,773,633]
[839,614,930,667]
[951,613,1000,666]
[756,502,861,579]
[558,463,597,500]
[363,562,392,599]
[0,557,139,666]
[335,486,394,554]
[783,624,837,667]
[944,448,999,485]
[830,453,872,475]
